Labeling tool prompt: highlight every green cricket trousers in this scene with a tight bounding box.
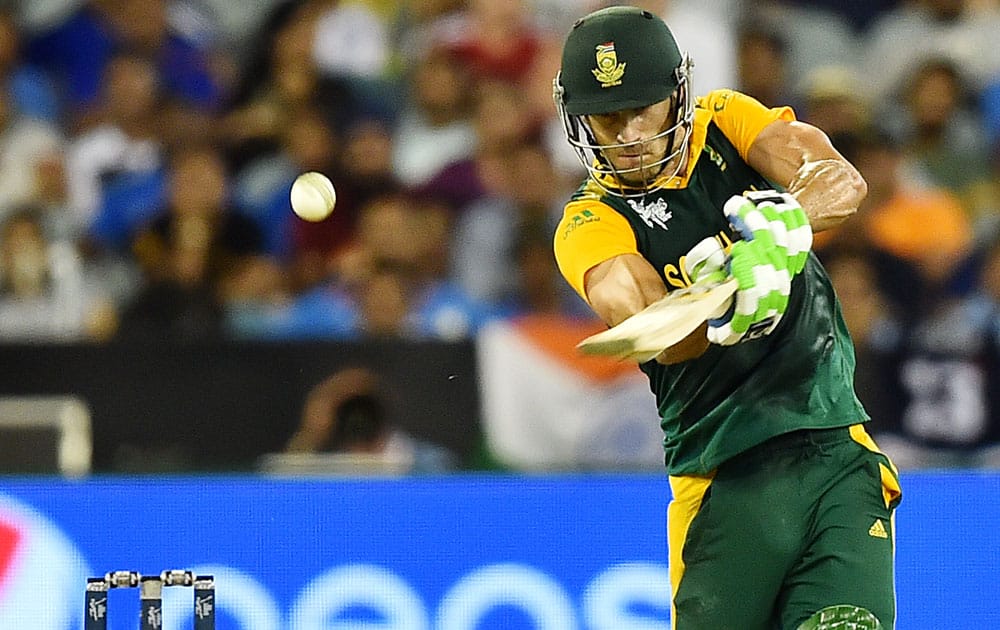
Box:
[667,424,902,629]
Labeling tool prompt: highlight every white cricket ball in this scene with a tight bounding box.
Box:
[290,171,337,222]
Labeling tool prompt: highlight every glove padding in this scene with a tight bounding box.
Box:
[684,235,729,284]
[742,190,812,275]
[708,190,812,345]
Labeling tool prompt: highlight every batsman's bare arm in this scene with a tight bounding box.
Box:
[747,119,868,232]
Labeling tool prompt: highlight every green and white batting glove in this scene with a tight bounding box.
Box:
[707,191,808,345]
[742,189,813,275]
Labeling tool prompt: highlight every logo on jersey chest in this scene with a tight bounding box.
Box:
[627,198,672,230]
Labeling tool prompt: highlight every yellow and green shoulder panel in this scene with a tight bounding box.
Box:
[553,193,638,302]
[697,89,797,161]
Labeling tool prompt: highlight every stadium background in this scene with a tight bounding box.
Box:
[2,0,1000,628]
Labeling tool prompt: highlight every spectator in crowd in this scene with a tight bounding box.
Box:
[416,78,539,212]
[749,1,858,90]
[117,143,271,342]
[2,64,140,313]
[390,45,475,188]
[24,0,224,117]
[518,26,586,183]
[0,10,60,124]
[636,0,739,94]
[353,264,414,338]
[822,246,904,446]
[450,140,583,315]
[0,88,66,226]
[65,53,165,250]
[435,0,544,84]
[888,57,997,232]
[0,206,116,341]
[815,128,975,314]
[863,235,1000,470]
[862,0,1000,105]
[220,0,357,173]
[733,21,799,110]
[797,65,870,140]
[349,193,499,340]
[237,190,497,342]
[336,117,401,214]
[281,366,458,473]
[505,216,594,318]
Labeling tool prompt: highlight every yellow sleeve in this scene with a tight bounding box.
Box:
[553,198,639,302]
[699,89,796,161]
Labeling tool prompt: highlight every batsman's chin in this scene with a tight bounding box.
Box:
[612,154,649,171]
[610,157,676,186]
[609,165,656,188]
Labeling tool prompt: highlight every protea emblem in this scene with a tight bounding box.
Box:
[592,42,625,87]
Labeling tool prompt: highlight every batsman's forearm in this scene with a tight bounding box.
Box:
[786,158,868,232]
[585,254,669,327]
[749,119,868,233]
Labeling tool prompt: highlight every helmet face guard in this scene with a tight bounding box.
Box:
[553,7,695,198]
[554,57,694,197]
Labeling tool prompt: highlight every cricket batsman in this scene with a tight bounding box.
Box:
[552,7,901,628]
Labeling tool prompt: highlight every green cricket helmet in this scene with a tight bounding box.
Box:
[553,6,694,196]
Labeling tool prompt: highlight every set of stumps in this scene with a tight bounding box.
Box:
[85,570,214,629]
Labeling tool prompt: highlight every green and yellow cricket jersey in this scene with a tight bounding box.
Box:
[553,89,869,475]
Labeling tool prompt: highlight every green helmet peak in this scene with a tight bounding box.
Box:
[557,6,684,116]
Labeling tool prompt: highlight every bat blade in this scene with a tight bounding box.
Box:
[577,276,738,362]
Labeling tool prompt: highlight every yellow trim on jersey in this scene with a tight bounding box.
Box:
[667,473,715,629]
[699,89,796,162]
[554,90,796,302]
[849,424,903,510]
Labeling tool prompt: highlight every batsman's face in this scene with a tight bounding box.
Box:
[586,95,682,185]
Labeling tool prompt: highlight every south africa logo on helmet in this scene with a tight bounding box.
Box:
[592,42,625,87]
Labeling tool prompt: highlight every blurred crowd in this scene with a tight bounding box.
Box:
[2,0,1000,470]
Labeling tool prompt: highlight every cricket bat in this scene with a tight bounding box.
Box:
[577,274,738,362]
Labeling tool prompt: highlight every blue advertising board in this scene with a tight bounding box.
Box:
[0,472,997,629]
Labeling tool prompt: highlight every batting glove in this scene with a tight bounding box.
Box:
[742,189,812,275]
[707,191,809,345]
